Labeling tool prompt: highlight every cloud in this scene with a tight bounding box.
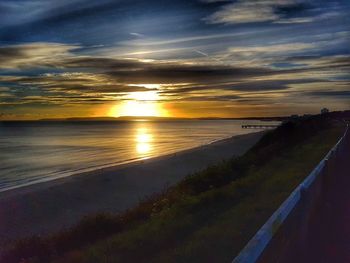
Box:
[0,42,277,82]
[0,0,348,118]
[0,42,79,69]
[130,32,145,38]
[0,72,156,95]
[283,55,350,75]
[229,42,315,54]
[0,0,114,26]
[306,90,350,98]
[0,87,10,92]
[274,17,313,24]
[206,0,278,24]
[0,41,349,109]
[205,0,313,24]
[158,78,334,100]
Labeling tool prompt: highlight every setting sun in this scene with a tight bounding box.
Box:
[109,100,168,117]
[108,88,169,117]
[121,101,159,117]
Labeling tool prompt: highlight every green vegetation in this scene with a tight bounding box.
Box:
[2,114,346,263]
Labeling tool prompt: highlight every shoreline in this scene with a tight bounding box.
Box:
[0,131,257,196]
[0,131,266,244]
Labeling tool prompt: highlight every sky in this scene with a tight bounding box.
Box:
[0,0,349,119]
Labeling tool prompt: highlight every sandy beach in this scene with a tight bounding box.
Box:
[0,131,264,245]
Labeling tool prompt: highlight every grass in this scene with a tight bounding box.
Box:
[2,114,346,263]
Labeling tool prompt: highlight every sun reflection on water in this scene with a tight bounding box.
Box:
[135,127,153,155]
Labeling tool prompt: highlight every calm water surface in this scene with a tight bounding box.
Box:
[0,120,278,191]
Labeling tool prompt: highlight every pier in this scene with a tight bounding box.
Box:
[242,124,278,129]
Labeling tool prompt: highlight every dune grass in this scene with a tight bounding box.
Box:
[2,115,345,263]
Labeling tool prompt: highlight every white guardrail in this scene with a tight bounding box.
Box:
[232,125,349,263]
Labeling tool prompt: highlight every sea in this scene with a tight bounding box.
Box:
[0,120,279,192]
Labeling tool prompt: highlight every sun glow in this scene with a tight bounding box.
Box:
[110,100,163,117]
[129,90,159,101]
[130,84,161,90]
[135,127,153,155]
[109,86,169,117]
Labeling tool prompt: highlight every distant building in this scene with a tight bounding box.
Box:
[321,108,329,114]
[302,114,312,119]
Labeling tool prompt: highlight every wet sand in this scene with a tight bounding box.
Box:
[0,131,265,244]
